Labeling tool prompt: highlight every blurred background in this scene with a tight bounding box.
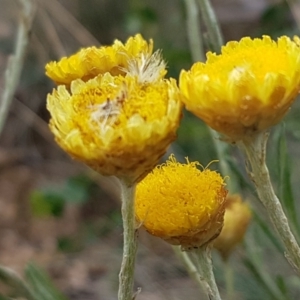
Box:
[1,0,300,299]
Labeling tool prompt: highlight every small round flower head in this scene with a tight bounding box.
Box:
[45,34,166,86]
[135,155,227,249]
[47,74,182,184]
[179,36,300,142]
[214,194,252,260]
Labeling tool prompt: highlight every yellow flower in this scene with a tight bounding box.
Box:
[214,194,252,260]
[180,36,300,141]
[47,73,182,183]
[45,34,166,86]
[135,155,227,249]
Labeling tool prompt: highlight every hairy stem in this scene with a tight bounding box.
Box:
[238,133,300,273]
[118,179,138,300]
[172,246,203,291]
[194,245,222,300]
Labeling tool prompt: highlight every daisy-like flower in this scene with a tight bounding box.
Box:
[47,74,182,184]
[180,35,300,141]
[46,34,182,184]
[46,34,166,86]
[214,194,252,260]
[135,155,227,249]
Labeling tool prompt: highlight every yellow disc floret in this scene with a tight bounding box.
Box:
[180,35,300,141]
[45,34,166,86]
[47,74,182,183]
[135,155,227,249]
[214,194,252,260]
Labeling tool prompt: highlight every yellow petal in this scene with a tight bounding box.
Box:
[45,34,165,85]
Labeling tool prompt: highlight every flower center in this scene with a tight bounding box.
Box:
[89,85,127,130]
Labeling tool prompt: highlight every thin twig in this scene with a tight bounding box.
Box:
[0,0,36,136]
[40,0,99,46]
[37,7,66,57]
[13,99,54,142]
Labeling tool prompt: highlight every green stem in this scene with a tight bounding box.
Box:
[0,0,36,136]
[118,179,138,300]
[238,132,300,273]
[208,129,238,192]
[194,245,222,300]
[183,0,205,62]
[0,266,36,300]
[183,0,237,192]
[196,0,223,52]
[224,260,234,300]
[172,246,203,291]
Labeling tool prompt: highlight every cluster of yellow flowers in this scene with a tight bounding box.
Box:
[46,34,300,250]
[46,34,182,184]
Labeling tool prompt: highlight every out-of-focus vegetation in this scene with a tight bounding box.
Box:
[1,0,300,299]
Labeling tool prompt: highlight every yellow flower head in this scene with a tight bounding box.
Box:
[45,34,166,86]
[180,36,300,141]
[47,74,182,183]
[214,194,252,260]
[135,155,227,249]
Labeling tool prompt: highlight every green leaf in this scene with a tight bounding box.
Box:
[276,275,291,299]
[253,211,283,253]
[243,236,289,300]
[273,124,299,234]
[243,258,286,300]
[30,191,65,217]
[25,263,68,300]
[30,174,94,218]
[0,266,37,300]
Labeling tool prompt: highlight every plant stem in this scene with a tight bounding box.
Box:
[194,245,222,300]
[118,179,138,300]
[183,0,205,62]
[224,260,234,300]
[238,132,300,273]
[183,0,237,192]
[0,0,36,136]
[196,0,223,52]
[0,266,36,300]
[172,246,203,291]
[208,128,238,192]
